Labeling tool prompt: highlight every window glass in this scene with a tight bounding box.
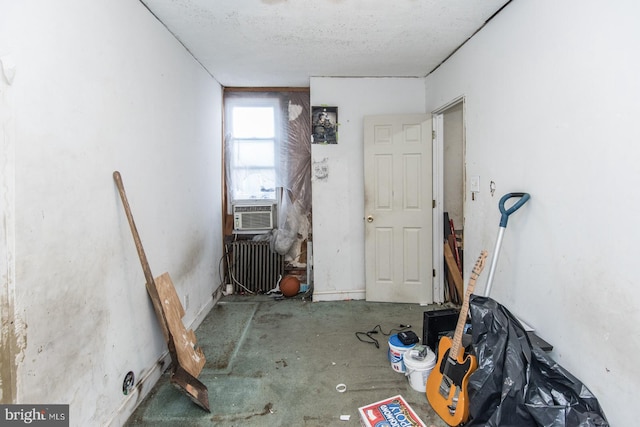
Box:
[232,107,275,138]
[233,168,275,200]
[226,100,279,201]
[235,140,275,167]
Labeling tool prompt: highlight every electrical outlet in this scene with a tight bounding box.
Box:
[470,175,480,193]
[122,371,135,395]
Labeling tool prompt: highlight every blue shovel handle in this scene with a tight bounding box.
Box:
[499,193,530,227]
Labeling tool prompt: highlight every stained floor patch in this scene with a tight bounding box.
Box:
[196,301,258,375]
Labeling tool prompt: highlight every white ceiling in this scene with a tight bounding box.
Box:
[140,0,512,87]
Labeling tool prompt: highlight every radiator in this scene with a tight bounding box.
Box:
[228,241,284,293]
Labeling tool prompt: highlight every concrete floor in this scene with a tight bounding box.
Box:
[125,294,451,427]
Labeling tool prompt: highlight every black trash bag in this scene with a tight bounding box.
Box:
[466,295,609,427]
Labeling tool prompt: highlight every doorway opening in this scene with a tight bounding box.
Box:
[433,98,465,303]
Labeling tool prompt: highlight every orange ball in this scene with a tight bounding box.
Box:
[280,276,300,297]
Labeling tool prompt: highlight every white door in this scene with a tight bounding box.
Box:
[364,114,433,303]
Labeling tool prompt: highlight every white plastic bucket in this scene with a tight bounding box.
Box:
[404,348,437,392]
[388,334,416,373]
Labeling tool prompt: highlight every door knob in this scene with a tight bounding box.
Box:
[367,215,374,223]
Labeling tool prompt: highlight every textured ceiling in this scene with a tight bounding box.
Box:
[140,0,511,87]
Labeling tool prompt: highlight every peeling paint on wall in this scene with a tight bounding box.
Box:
[0,298,26,405]
[288,101,303,121]
[11,318,27,367]
[0,314,19,403]
[1,56,18,404]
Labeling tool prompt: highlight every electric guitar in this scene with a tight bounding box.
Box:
[426,250,487,426]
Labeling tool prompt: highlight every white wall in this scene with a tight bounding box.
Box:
[0,1,223,425]
[425,0,640,424]
[310,78,426,301]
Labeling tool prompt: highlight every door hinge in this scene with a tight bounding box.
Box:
[432,130,436,140]
[433,269,436,277]
[432,199,436,208]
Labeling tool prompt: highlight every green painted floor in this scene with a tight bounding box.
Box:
[125,295,451,427]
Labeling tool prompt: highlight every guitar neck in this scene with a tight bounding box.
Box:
[449,251,487,358]
[449,277,476,357]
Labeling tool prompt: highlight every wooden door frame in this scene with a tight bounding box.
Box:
[432,96,465,303]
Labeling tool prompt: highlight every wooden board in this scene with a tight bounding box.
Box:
[445,266,459,304]
[444,242,463,303]
[155,272,206,378]
[447,233,462,273]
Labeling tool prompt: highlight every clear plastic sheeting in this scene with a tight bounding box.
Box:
[467,296,609,427]
[224,90,311,260]
[271,190,310,264]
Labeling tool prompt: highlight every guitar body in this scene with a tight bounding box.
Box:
[426,336,478,426]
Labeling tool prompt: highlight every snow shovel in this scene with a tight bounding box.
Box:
[113,171,210,412]
[483,192,530,297]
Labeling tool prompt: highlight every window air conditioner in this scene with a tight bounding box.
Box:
[233,203,275,231]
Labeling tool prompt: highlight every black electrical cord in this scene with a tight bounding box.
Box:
[355,324,412,348]
[355,331,380,348]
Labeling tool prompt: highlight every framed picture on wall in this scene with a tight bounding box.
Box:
[311,106,338,144]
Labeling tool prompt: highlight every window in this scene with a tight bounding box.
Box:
[223,90,312,241]
[226,97,280,202]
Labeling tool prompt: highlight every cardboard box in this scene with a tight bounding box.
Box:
[358,394,426,427]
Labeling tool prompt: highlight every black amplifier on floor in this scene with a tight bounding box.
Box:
[423,308,460,352]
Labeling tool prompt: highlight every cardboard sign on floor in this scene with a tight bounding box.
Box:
[358,395,426,427]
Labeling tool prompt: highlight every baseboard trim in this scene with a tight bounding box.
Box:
[105,350,172,427]
[105,290,218,426]
[312,289,365,301]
